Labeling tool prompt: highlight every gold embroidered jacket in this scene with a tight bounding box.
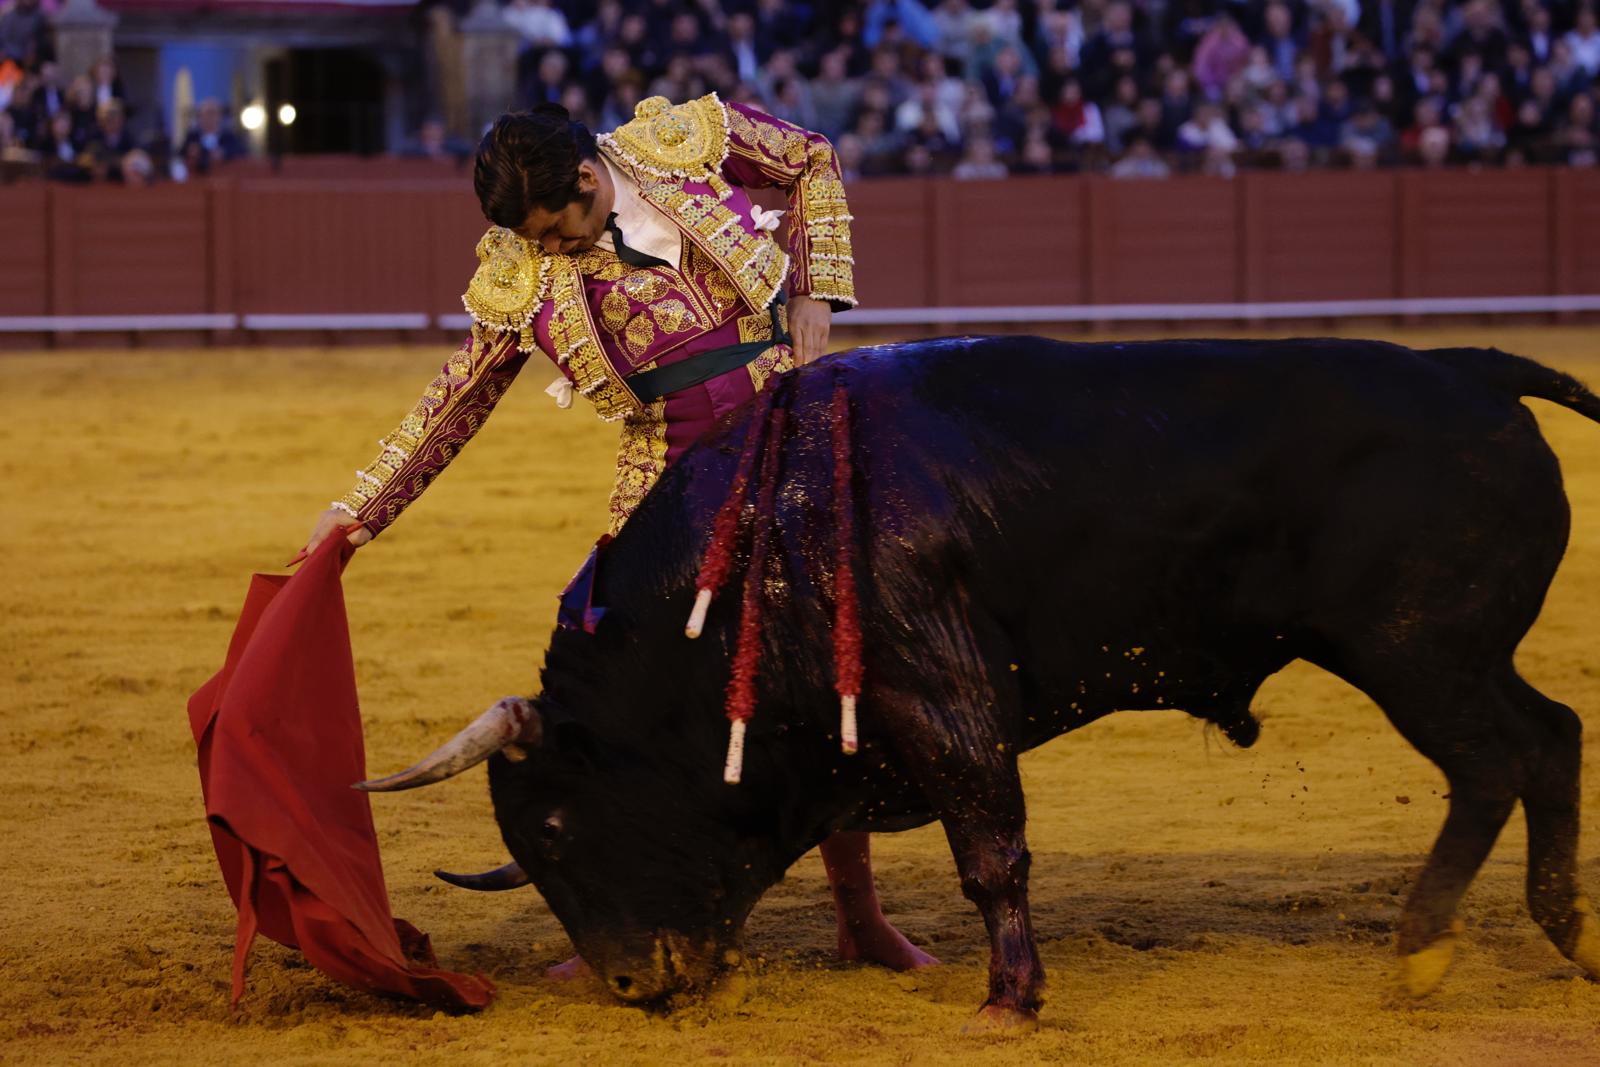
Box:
[336,94,856,536]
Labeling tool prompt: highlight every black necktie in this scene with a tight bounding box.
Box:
[605,213,671,269]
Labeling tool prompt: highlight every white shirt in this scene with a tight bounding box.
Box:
[594,155,683,267]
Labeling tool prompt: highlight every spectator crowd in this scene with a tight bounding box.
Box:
[4,0,1600,183]
[0,0,244,184]
[492,0,1600,177]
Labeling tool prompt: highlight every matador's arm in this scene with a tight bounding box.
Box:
[333,326,529,536]
[718,102,857,311]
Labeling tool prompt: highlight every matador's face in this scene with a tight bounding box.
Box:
[517,158,614,256]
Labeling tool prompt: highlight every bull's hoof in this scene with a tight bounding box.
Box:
[1565,897,1600,979]
[1395,919,1463,1000]
[961,1004,1039,1036]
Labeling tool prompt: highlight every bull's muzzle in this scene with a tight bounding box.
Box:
[594,931,729,1003]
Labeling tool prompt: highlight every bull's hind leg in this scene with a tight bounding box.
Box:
[1500,673,1600,979]
[1340,659,1522,997]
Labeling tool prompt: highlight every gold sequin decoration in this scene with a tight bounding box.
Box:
[747,344,795,394]
[624,314,656,358]
[601,287,631,331]
[596,94,731,188]
[622,270,669,303]
[650,298,697,334]
[462,227,549,334]
[607,400,670,534]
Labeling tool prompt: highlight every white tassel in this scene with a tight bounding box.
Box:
[723,718,747,784]
[840,694,859,754]
[545,377,574,409]
[685,587,713,638]
[750,205,785,232]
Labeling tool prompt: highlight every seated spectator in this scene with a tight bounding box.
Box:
[88,56,124,114]
[897,80,961,142]
[834,131,866,182]
[771,75,817,131]
[1238,46,1280,95]
[1555,90,1599,165]
[648,52,704,105]
[121,147,155,187]
[951,132,1008,178]
[1193,16,1251,100]
[1012,131,1056,174]
[1568,7,1600,79]
[4,68,38,144]
[1110,132,1172,177]
[863,0,941,51]
[1400,96,1447,156]
[1341,101,1396,157]
[84,99,134,178]
[503,0,572,49]
[1288,92,1341,148]
[1454,94,1506,157]
[180,98,245,173]
[38,110,87,182]
[1506,98,1552,161]
[33,60,62,119]
[66,76,97,145]
[931,0,980,65]
[398,117,472,162]
[1051,77,1105,146]
[0,0,51,69]
[1260,1,1301,82]
[1100,75,1141,154]
[1177,100,1241,155]
[811,49,862,141]
[525,49,571,106]
[1417,122,1453,166]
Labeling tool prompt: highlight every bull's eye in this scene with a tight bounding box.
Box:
[541,815,563,842]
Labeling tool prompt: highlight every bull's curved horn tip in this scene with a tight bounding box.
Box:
[434,862,531,892]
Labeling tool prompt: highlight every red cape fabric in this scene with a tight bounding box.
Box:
[187,535,495,1011]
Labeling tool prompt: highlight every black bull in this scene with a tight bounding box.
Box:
[366,336,1600,1024]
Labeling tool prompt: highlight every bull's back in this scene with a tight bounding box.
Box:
[823,336,1561,713]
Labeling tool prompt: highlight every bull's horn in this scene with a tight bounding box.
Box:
[434,861,531,892]
[355,696,540,792]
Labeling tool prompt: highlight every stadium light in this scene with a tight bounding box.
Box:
[240,103,266,131]
[278,103,297,126]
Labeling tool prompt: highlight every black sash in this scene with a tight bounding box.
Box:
[625,291,791,404]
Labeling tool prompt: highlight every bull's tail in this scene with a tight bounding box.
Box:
[1423,346,1600,425]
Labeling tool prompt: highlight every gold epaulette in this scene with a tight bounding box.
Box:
[462,226,549,349]
[597,93,733,200]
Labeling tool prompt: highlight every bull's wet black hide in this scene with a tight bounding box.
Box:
[488,336,1600,1016]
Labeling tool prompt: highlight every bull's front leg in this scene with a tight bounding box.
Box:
[881,693,1043,1028]
[939,765,1043,1030]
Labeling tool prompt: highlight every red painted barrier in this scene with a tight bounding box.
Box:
[2,167,1596,341]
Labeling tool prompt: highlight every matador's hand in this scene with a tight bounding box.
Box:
[789,296,832,366]
[298,507,373,564]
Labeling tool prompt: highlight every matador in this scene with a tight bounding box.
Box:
[304,95,937,976]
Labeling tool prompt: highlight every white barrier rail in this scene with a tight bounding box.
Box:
[3,295,1597,336]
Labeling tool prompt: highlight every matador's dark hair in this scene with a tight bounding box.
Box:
[474,104,599,228]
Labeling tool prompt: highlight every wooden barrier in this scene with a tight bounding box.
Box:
[1,167,1596,345]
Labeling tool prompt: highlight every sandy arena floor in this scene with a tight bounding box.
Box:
[3,324,1599,1066]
